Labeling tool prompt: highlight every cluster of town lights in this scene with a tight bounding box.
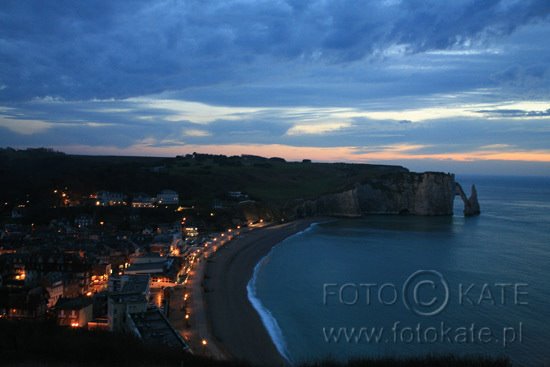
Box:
[19,219,267,348]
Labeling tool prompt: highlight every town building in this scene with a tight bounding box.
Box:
[55,297,94,328]
[108,292,149,332]
[108,274,150,295]
[95,191,126,206]
[107,274,150,332]
[0,286,48,319]
[43,272,64,308]
[156,190,179,205]
[183,227,199,237]
[127,307,189,350]
[74,215,94,229]
[125,257,178,284]
[131,194,156,208]
[228,191,249,200]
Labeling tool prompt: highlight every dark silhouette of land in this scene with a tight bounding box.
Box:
[0,320,511,367]
[0,147,406,210]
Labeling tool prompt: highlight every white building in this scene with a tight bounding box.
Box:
[228,191,249,200]
[156,190,179,205]
[132,194,156,208]
[107,275,150,332]
[108,293,149,332]
[74,215,93,228]
[96,191,126,206]
[184,227,199,237]
[44,274,64,308]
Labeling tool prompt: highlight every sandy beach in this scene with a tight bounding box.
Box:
[204,219,321,366]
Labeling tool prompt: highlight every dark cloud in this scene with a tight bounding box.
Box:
[1,0,549,102]
[1,1,550,175]
[491,64,550,94]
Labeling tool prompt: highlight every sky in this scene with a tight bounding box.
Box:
[1,0,550,175]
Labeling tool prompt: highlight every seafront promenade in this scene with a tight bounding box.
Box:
[170,219,319,366]
[170,222,269,359]
[170,228,238,359]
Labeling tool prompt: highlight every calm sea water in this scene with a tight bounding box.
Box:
[248,176,550,366]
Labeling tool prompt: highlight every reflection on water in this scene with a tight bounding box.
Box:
[252,176,550,366]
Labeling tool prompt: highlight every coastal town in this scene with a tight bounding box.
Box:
[1,0,545,364]
[0,149,492,366]
[0,183,266,357]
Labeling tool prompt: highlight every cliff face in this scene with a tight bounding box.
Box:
[289,172,457,217]
[356,172,456,216]
[455,183,481,216]
[295,188,362,218]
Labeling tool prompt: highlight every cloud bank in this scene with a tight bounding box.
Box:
[1,0,550,174]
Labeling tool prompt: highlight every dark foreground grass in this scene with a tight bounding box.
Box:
[0,320,247,367]
[0,320,511,367]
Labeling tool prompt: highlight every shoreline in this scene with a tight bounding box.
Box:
[204,218,323,366]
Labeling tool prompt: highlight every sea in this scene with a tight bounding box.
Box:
[247,175,550,366]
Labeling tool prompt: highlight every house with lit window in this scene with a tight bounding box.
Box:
[55,297,93,328]
[125,258,177,284]
[95,191,126,206]
[0,286,48,319]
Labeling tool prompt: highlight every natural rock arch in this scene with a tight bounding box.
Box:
[455,183,481,216]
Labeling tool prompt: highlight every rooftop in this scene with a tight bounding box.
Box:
[129,308,188,350]
[121,274,150,294]
[126,261,171,274]
[109,293,146,304]
[109,274,150,294]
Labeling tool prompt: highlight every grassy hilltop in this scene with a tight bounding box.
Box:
[0,148,407,206]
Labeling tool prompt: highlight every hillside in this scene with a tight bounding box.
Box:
[0,148,407,206]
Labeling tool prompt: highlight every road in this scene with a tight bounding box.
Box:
[169,228,250,359]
